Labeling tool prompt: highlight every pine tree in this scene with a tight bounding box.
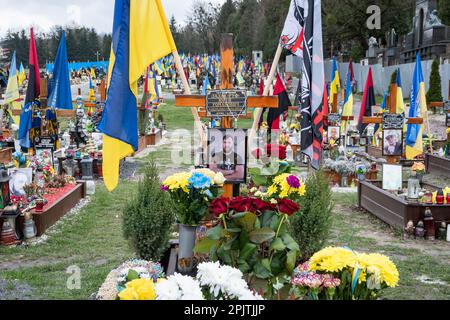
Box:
[426,58,443,103]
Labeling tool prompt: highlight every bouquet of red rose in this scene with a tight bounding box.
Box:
[194,196,301,299]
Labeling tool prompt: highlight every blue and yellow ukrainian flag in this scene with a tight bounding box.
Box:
[341,72,353,132]
[395,69,407,132]
[98,0,177,191]
[329,57,340,106]
[406,54,427,160]
[372,92,387,145]
[88,78,96,101]
[18,62,26,87]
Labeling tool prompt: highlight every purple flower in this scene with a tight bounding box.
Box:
[286,175,301,189]
[161,185,169,191]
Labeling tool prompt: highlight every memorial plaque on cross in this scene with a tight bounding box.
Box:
[363,84,423,164]
[175,34,279,197]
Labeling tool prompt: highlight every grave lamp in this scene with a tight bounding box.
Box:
[407,172,420,200]
[423,207,435,240]
[0,164,11,210]
[80,155,94,180]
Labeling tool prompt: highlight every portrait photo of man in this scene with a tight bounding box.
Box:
[383,130,403,156]
[327,126,340,143]
[208,129,247,183]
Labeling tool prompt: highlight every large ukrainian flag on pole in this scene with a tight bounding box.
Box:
[329,57,340,106]
[340,72,353,132]
[98,0,176,191]
[406,53,427,160]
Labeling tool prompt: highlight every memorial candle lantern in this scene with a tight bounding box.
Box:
[423,207,435,240]
[80,155,94,180]
[35,198,44,213]
[407,173,420,200]
[0,165,11,210]
[423,191,433,204]
[436,189,444,205]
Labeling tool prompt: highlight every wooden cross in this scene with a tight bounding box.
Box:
[362,83,424,164]
[175,34,279,197]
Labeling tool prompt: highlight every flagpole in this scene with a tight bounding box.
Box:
[250,44,283,137]
[172,50,206,146]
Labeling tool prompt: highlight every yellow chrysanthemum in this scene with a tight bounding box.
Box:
[118,278,157,300]
[163,172,192,193]
[309,247,358,273]
[270,173,305,198]
[356,253,399,288]
[267,185,278,196]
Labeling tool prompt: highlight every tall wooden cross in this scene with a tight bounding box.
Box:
[175,34,279,197]
[362,83,424,164]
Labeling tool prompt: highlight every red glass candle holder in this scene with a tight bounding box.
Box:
[35,199,44,213]
[446,194,450,205]
[436,195,445,205]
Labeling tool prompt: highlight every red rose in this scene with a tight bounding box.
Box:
[209,197,230,217]
[250,198,276,215]
[266,144,287,160]
[229,196,253,213]
[277,199,300,216]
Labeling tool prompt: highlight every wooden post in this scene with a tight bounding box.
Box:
[40,78,48,106]
[390,83,397,114]
[221,34,236,198]
[100,79,106,102]
[332,93,338,113]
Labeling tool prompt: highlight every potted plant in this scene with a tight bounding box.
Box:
[162,169,225,274]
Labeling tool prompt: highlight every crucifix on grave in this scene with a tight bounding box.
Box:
[175,34,279,198]
[362,84,424,164]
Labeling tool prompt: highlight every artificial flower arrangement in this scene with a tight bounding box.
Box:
[289,123,300,132]
[194,195,301,299]
[162,169,225,226]
[290,247,399,300]
[117,262,263,300]
[13,151,29,168]
[411,162,426,175]
[28,150,53,173]
[116,259,165,295]
[355,163,367,175]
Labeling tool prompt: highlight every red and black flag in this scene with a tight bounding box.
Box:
[297,0,325,169]
[267,74,291,130]
[25,28,41,105]
[357,67,376,134]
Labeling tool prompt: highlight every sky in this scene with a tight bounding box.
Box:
[0,0,226,36]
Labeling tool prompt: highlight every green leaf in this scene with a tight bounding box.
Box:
[240,243,258,260]
[261,211,275,228]
[206,226,223,240]
[254,218,261,229]
[286,250,299,274]
[239,229,249,250]
[270,255,284,276]
[231,212,247,219]
[270,215,280,230]
[224,228,242,233]
[194,238,219,254]
[254,261,272,279]
[261,258,271,272]
[238,260,251,274]
[249,228,276,244]
[269,238,286,252]
[217,246,232,265]
[127,270,140,282]
[236,212,257,233]
[282,233,300,252]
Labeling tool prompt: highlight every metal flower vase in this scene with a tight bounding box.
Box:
[177,224,197,275]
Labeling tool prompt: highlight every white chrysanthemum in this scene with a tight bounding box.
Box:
[155,279,182,300]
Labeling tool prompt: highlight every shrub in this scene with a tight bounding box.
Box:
[426,58,443,103]
[290,170,333,260]
[123,161,175,261]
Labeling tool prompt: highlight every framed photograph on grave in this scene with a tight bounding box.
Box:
[8,168,33,197]
[207,129,247,184]
[359,136,368,146]
[35,147,55,167]
[327,126,340,143]
[382,164,403,191]
[382,129,403,156]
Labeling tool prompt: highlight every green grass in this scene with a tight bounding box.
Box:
[0,182,137,300]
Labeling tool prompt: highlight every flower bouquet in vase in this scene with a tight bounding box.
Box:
[162,169,224,274]
[411,162,426,183]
